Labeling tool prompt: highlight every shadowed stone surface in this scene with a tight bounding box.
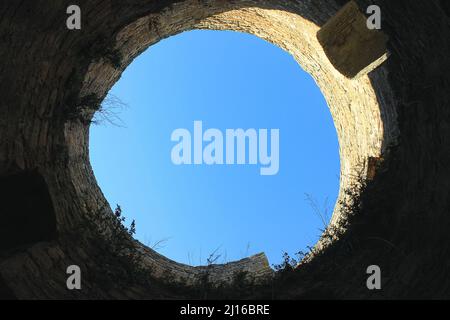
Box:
[0,0,449,299]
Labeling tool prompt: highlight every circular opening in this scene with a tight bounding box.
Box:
[89,30,340,266]
[78,1,392,283]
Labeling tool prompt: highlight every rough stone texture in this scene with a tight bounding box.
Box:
[317,1,389,78]
[0,0,450,299]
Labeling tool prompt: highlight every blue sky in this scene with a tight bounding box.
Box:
[89,30,340,266]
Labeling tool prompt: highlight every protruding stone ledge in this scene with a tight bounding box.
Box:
[139,245,273,286]
[317,1,389,78]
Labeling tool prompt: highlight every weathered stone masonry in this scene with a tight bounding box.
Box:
[0,0,450,299]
